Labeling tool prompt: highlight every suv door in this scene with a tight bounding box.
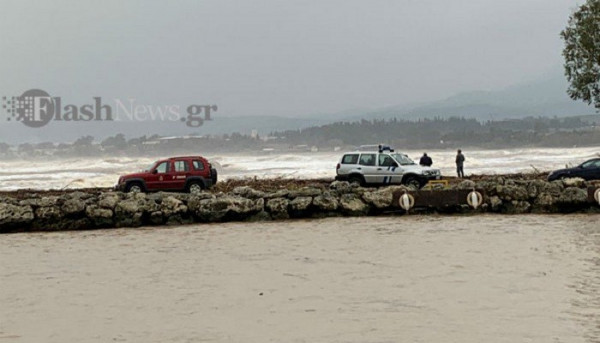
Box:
[147,161,172,190]
[171,160,191,190]
[376,153,401,184]
[358,153,379,183]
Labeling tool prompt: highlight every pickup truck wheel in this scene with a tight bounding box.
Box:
[125,182,143,193]
[187,182,203,194]
[403,176,422,189]
[348,175,365,186]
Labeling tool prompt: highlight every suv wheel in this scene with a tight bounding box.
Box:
[126,182,143,193]
[187,181,203,194]
[348,175,364,186]
[403,176,422,189]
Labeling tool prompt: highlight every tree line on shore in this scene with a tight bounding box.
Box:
[272,115,600,149]
[0,115,599,158]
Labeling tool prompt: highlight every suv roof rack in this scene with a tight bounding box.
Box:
[378,145,394,153]
[356,144,394,153]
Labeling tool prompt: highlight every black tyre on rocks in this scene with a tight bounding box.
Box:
[125,182,144,193]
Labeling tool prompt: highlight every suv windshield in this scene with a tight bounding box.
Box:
[144,161,158,172]
[390,153,416,165]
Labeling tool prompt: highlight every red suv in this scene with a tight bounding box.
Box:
[115,156,217,193]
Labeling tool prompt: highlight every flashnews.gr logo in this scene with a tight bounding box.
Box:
[3,89,58,128]
[2,89,216,128]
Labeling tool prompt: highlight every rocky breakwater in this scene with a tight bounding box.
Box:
[0,177,599,233]
[453,176,600,214]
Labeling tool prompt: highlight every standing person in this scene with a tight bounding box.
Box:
[455,149,465,178]
[419,153,433,167]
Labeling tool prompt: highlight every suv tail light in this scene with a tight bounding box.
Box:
[336,163,340,170]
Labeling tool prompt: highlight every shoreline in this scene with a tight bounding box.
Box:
[1,174,599,234]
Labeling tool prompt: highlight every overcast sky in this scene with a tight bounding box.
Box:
[0,0,583,119]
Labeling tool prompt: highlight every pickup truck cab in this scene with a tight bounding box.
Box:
[335,146,441,188]
[115,156,217,193]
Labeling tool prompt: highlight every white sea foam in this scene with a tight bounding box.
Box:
[0,146,599,190]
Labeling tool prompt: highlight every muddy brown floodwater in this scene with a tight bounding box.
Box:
[1,214,599,343]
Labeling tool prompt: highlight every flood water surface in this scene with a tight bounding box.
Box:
[1,215,599,342]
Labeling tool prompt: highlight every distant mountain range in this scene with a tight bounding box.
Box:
[332,71,596,122]
[0,70,596,144]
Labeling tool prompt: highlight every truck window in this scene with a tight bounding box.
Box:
[192,160,205,170]
[174,160,189,172]
[342,154,359,164]
[359,154,376,166]
[155,162,170,173]
[378,154,396,167]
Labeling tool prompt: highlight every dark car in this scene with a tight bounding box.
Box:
[115,156,217,193]
[547,158,600,182]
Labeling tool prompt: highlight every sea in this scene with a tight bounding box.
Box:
[1,147,600,342]
[0,146,599,191]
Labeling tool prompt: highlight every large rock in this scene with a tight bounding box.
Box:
[534,192,556,206]
[19,196,59,208]
[502,200,531,214]
[98,193,121,209]
[85,205,114,227]
[495,185,528,201]
[456,180,476,190]
[67,191,94,200]
[289,196,313,211]
[116,199,143,214]
[558,187,588,204]
[532,193,556,212]
[35,206,63,220]
[147,192,190,203]
[191,195,264,222]
[362,190,391,208]
[544,181,564,197]
[0,203,34,227]
[312,193,339,211]
[266,198,289,219]
[488,195,503,212]
[526,180,547,198]
[329,181,352,194]
[62,198,86,215]
[287,187,321,199]
[232,186,266,199]
[339,194,369,214]
[477,181,499,195]
[160,196,188,217]
[361,186,408,209]
[113,195,156,227]
[263,189,290,199]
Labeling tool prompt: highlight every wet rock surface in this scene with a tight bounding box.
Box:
[1,176,599,233]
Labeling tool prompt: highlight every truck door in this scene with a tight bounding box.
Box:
[147,161,172,190]
[358,153,379,183]
[376,154,400,184]
[171,160,190,190]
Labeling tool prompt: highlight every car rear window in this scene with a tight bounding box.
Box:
[342,154,359,164]
[192,160,205,170]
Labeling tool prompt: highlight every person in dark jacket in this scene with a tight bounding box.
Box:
[455,149,465,178]
[419,153,433,167]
